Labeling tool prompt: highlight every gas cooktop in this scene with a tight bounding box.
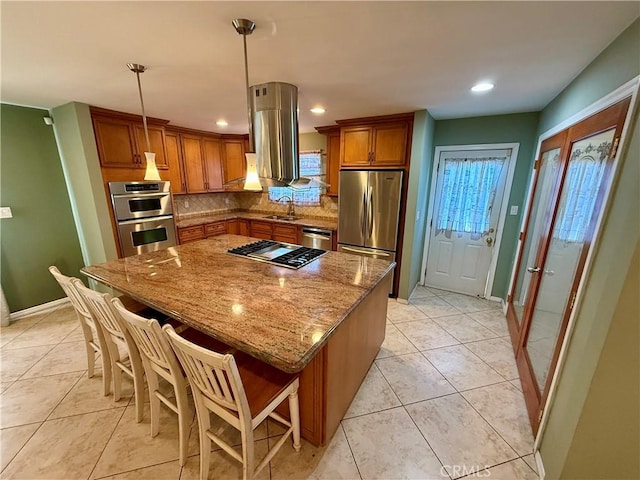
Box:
[227,240,327,269]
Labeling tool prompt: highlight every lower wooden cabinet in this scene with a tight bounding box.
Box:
[204,221,226,238]
[177,225,204,244]
[179,219,312,246]
[227,219,250,236]
[272,224,299,244]
[249,221,273,240]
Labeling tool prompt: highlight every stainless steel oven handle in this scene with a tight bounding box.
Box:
[341,246,390,257]
[115,193,171,200]
[116,215,175,226]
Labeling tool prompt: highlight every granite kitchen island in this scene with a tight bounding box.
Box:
[82,234,394,446]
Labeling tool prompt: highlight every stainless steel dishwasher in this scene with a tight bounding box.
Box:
[301,227,333,251]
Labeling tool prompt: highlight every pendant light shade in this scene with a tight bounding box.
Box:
[128,63,161,181]
[243,153,262,191]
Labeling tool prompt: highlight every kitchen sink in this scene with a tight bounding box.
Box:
[263,215,300,221]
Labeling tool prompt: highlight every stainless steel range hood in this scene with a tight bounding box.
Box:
[230,18,310,189]
[251,82,309,187]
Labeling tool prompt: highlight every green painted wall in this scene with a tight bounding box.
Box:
[0,104,84,311]
[51,102,117,265]
[399,110,435,300]
[433,112,540,298]
[560,240,639,480]
[534,19,640,480]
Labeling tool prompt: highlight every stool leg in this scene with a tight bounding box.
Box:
[288,387,301,452]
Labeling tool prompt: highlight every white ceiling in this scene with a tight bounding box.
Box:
[2,2,638,133]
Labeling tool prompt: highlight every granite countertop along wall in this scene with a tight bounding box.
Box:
[176,210,338,231]
[173,191,339,231]
[82,235,393,373]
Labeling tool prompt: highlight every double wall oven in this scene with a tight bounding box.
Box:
[109,181,177,257]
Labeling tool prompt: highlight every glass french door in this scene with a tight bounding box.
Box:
[507,96,631,434]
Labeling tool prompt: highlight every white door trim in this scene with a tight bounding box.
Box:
[419,142,520,298]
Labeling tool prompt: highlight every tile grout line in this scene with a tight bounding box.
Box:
[0,421,44,475]
[402,402,452,480]
[458,387,533,464]
[338,421,364,480]
[86,403,136,480]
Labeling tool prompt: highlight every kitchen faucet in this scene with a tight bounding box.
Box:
[276,194,296,217]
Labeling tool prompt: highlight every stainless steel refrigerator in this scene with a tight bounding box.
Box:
[338,170,403,290]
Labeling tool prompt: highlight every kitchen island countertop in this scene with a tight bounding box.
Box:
[82,234,393,373]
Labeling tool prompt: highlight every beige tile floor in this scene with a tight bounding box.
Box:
[0,288,539,479]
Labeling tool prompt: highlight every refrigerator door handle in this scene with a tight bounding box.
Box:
[361,189,368,240]
[367,185,374,239]
[341,246,391,257]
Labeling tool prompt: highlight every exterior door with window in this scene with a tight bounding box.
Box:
[509,97,631,433]
[425,149,510,297]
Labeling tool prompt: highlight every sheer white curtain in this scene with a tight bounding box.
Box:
[436,156,507,236]
[553,155,608,243]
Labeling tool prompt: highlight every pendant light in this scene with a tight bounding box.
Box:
[232,19,262,191]
[127,63,161,181]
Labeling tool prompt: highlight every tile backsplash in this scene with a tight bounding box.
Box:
[174,193,239,217]
[237,192,338,219]
[175,192,338,219]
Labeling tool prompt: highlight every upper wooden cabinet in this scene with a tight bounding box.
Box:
[332,113,413,169]
[316,126,341,197]
[165,130,228,194]
[91,107,168,170]
[202,138,224,191]
[340,121,408,167]
[164,131,186,194]
[222,138,247,190]
[181,134,208,193]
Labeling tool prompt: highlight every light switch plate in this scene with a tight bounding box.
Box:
[0,207,12,219]
[510,205,519,215]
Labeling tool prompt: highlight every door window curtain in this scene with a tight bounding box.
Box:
[435,156,507,237]
[552,138,611,243]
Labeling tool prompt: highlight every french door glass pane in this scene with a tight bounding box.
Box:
[511,147,562,325]
[526,128,616,391]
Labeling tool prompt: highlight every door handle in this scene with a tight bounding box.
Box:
[361,189,367,240]
[485,237,493,246]
[342,246,390,257]
[367,186,374,238]
[527,266,541,273]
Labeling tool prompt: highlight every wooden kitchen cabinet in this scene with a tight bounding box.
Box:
[250,221,273,240]
[91,109,168,170]
[179,134,225,193]
[181,134,207,193]
[227,219,250,236]
[202,137,224,191]
[164,130,186,194]
[340,122,408,167]
[272,224,299,244]
[223,138,247,190]
[204,221,226,238]
[316,126,341,196]
[178,225,204,244]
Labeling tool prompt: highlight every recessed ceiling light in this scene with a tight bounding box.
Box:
[216,119,228,127]
[310,107,326,114]
[471,82,494,93]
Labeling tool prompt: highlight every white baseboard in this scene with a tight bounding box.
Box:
[9,297,70,321]
[486,295,503,303]
[534,450,545,479]
[396,298,409,305]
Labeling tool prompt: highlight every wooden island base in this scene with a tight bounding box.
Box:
[277,273,391,446]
